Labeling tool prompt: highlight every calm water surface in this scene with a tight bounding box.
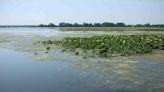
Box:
[0,27,164,92]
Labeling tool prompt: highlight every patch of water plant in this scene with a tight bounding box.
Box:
[36,35,164,57]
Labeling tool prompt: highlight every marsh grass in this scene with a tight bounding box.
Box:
[134,27,164,31]
[59,27,164,31]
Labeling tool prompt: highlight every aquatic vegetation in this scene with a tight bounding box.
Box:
[134,27,164,31]
[112,70,129,74]
[77,63,89,68]
[102,59,114,63]
[118,77,135,81]
[34,52,38,55]
[46,47,51,50]
[42,34,164,57]
[116,64,131,68]
[125,60,138,63]
[33,54,49,59]
[150,84,164,92]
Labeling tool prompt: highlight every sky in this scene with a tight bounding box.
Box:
[0,0,164,25]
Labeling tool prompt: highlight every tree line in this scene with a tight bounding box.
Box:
[1,22,164,27]
[38,22,126,27]
[38,22,164,27]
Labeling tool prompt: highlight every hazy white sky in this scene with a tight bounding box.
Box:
[0,0,164,25]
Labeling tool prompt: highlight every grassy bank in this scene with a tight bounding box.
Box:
[38,34,164,57]
[59,27,164,31]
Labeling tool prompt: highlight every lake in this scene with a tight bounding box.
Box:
[0,27,164,92]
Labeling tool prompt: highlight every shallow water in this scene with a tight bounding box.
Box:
[0,27,164,92]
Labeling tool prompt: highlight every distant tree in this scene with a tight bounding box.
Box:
[59,22,74,27]
[93,23,102,27]
[48,23,56,27]
[38,24,44,27]
[74,23,80,27]
[153,24,164,27]
[144,23,150,27]
[116,23,126,27]
[59,22,67,27]
[83,23,92,27]
[37,22,164,28]
[102,22,115,27]
[135,24,143,27]
[127,25,132,27]
[88,23,93,27]
[59,22,65,27]
[83,23,87,27]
